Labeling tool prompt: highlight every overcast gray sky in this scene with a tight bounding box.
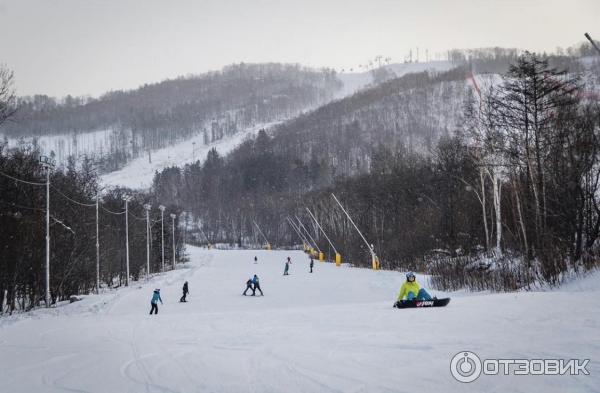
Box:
[1,0,598,97]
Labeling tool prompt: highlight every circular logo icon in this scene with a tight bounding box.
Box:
[450,351,482,383]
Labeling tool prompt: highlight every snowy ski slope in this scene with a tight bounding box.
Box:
[0,247,598,392]
[100,122,280,189]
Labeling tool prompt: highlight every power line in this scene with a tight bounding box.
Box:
[0,169,46,186]
[50,185,96,207]
[130,213,147,221]
[100,205,126,215]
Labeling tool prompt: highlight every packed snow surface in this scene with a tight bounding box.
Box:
[0,247,598,392]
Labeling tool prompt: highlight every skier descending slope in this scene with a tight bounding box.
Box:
[251,274,263,296]
[149,289,163,314]
[283,260,290,275]
[180,281,189,302]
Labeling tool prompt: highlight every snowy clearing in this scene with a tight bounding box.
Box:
[100,122,280,189]
[0,247,598,393]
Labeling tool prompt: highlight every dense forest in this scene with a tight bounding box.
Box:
[152,51,600,289]
[0,143,185,313]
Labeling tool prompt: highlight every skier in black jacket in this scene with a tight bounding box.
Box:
[243,278,254,296]
[180,281,189,302]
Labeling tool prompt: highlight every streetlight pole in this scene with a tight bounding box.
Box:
[40,155,55,307]
[144,204,152,279]
[159,205,165,272]
[182,211,187,246]
[45,164,51,306]
[96,195,100,294]
[122,195,132,286]
[170,213,176,270]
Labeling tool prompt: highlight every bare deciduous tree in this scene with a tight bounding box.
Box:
[0,64,16,127]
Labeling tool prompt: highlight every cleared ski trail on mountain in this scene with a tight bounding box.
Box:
[0,247,598,393]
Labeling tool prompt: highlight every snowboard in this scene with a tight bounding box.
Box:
[393,298,450,309]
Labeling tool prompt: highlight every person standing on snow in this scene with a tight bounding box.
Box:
[252,274,263,296]
[180,281,189,302]
[283,260,290,275]
[309,258,314,273]
[396,272,433,304]
[150,289,163,314]
[254,256,258,264]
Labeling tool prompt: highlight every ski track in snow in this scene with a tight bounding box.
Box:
[0,247,599,393]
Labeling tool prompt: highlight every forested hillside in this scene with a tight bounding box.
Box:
[152,65,476,250]
[153,50,600,289]
[1,63,341,171]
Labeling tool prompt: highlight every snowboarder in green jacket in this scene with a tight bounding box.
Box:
[396,272,432,302]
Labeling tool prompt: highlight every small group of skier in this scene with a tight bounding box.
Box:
[149,259,439,313]
[243,274,263,296]
[149,281,190,314]
[284,256,315,275]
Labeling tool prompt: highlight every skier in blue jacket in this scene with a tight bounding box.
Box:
[252,274,263,296]
[150,289,163,314]
[283,261,290,275]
